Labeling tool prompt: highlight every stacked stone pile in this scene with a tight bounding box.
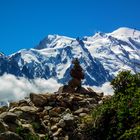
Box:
[0,88,106,140]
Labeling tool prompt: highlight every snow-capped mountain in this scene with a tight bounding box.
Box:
[84,27,140,77]
[0,27,140,86]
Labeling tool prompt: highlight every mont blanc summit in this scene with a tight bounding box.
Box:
[0,27,140,86]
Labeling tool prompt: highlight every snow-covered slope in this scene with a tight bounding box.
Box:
[84,27,140,76]
[0,27,140,86]
[5,39,110,86]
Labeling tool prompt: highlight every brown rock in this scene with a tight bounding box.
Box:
[19,106,38,114]
[85,98,97,104]
[57,85,73,93]
[65,108,71,114]
[0,112,17,123]
[9,102,19,108]
[79,113,87,117]
[50,117,60,124]
[53,128,62,137]
[63,113,74,124]
[9,107,38,123]
[6,122,19,132]
[98,100,103,104]
[51,125,58,132]
[38,134,46,140]
[64,135,69,140]
[38,111,46,118]
[76,87,90,94]
[37,134,46,140]
[53,137,59,140]
[18,100,29,107]
[22,124,35,134]
[0,131,23,140]
[58,119,66,128]
[30,93,47,107]
[44,106,53,111]
[43,115,50,120]
[58,101,67,108]
[78,100,88,106]
[74,108,89,115]
[86,87,96,93]
[11,111,23,118]
[72,96,83,101]
[43,120,49,127]
[0,106,8,114]
[0,119,8,132]
[51,107,62,114]
[57,86,64,94]
[9,106,38,118]
[49,110,59,117]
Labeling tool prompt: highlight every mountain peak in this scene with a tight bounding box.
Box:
[35,34,75,50]
[0,27,140,87]
[0,52,5,57]
[47,34,58,40]
[108,27,140,39]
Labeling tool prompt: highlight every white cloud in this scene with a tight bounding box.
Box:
[0,74,114,106]
[0,74,61,105]
[92,82,114,95]
[84,82,114,96]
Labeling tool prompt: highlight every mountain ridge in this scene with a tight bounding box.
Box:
[0,27,140,86]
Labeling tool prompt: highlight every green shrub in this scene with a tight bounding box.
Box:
[24,133,39,140]
[31,122,41,130]
[44,134,50,140]
[16,126,39,140]
[111,71,140,95]
[83,71,140,140]
[119,126,140,140]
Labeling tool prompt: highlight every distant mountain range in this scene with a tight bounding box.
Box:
[0,27,140,86]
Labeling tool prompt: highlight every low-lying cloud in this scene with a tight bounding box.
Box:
[0,74,61,105]
[0,74,114,106]
[92,82,114,95]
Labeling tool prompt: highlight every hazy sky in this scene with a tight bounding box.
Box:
[0,0,140,55]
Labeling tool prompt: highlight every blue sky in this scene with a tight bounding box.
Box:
[0,0,140,55]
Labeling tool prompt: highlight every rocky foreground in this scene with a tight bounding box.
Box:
[0,88,110,140]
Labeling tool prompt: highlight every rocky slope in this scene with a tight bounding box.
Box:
[0,88,108,140]
[0,27,140,86]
